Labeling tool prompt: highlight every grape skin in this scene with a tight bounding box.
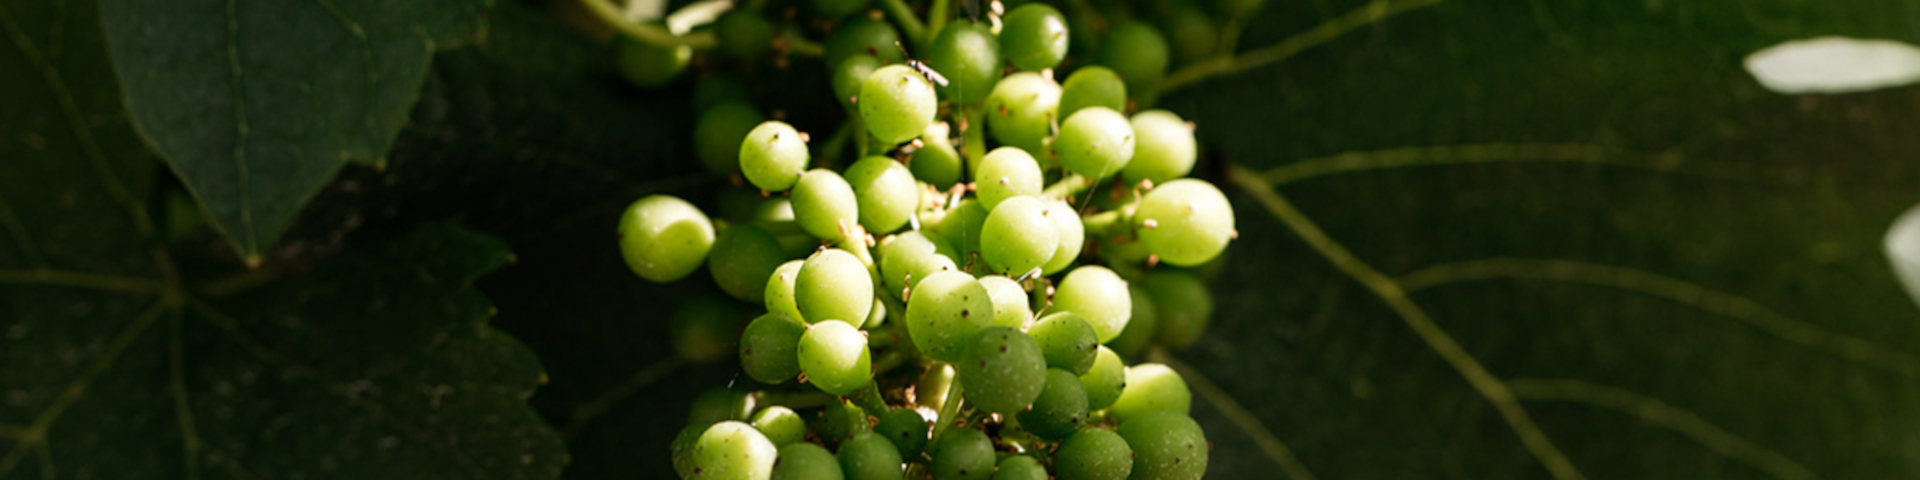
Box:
[796,248,876,325]
[860,65,940,145]
[1053,427,1133,480]
[740,122,810,192]
[904,271,995,362]
[797,320,874,396]
[1051,266,1133,342]
[617,195,714,283]
[958,326,1047,415]
[740,313,806,384]
[1135,179,1236,266]
[693,421,779,480]
[980,196,1060,276]
[1108,363,1192,423]
[1028,312,1099,375]
[999,4,1069,71]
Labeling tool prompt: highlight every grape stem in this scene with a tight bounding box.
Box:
[561,356,687,440]
[926,0,951,45]
[782,30,826,57]
[579,0,720,48]
[850,382,892,414]
[1080,207,1132,237]
[961,108,987,176]
[878,0,930,49]
[927,371,966,444]
[1041,174,1095,201]
[1158,0,1446,94]
[756,389,839,409]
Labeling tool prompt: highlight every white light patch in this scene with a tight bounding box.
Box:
[1745,37,1920,94]
[1884,202,1920,309]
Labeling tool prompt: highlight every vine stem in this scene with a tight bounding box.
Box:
[1227,165,1586,480]
[783,30,826,57]
[878,0,930,48]
[562,356,687,440]
[1159,0,1447,94]
[580,0,720,48]
[1152,349,1319,480]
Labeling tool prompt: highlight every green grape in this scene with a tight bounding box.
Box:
[973,147,1043,210]
[792,169,862,240]
[1096,21,1169,105]
[999,4,1069,71]
[817,400,871,443]
[958,326,1047,415]
[826,18,905,69]
[864,297,889,329]
[860,65,940,145]
[717,10,776,59]
[765,260,808,322]
[845,156,920,233]
[980,196,1060,276]
[753,199,822,258]
[1079,346,1125,410]
[797,248,876,324]
[984,72,1063,154]
[1122,110,1198,184]
[976,275,1033,330]
[694,421,779,480]
[1162,7,1217,65]
[798,320,874,395]
[877,230,960,301]
[814,0,871,20]
[741,313,807,384]
[741,121,811,192]
[1108,363,1191,423]
[928,199,988,261]
[1018,368,1090,439]
[618,195,715,283]
[904,271,995,362]
[1054,107,1135,179]
[834,53,884,110]
[697,101,766,175]
[1051,266,1132,342]
[1117,412,1208,480]
[839,432,906,480]
[911,122,964,189]
[673,422,714,478]
[1065,7,1103,58]
[672,295,748,363]
[772,442,845,480]
[1134,179,1235,266]
[1058,66,1127,120]
[927,20,1002,106]
[695,73,750,111]
[1039,199,1085,274]
[751,405,808,447]
[930,428,994,480]
[614,34,691,88]
[1028,312,1098,374]
[875,408,930,458]
[1053,427,1133,480]
[993,455,1048,480]
[711,223,790,302]
[690,387,755,424]
[1142,271,1213,349]
[1108,284,1159,359]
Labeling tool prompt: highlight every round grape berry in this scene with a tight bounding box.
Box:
[904,271,994,362]
[958,326,1047,415]
[1122,109,1198,184]
[692,421,778,480]
[927,20,1002,106]
[797,320,873,395]
[1117,412,1208,480]
[980,196,1060,276]
[796,248,875,325]
[618,195,714,283]
[740,121,810,192]
[1000,4,1070,71]
[844,156,920,234]
[1135,179,1236,266]
[1051,266,1133,342]
[740,313,806,384]
[696,101,764,175]
[791,168,862,240]
[860,65,940,145]
[984,72,1063,155]
[1108,363,1192,423]
[1058,66,1127,120]
[1055,107,1136,179]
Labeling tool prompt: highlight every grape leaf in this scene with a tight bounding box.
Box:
[95,0,492,264]
[0,0,565,477]
[1157,0,1920,479]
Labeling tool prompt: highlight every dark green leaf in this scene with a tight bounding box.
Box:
[96,0,493,263]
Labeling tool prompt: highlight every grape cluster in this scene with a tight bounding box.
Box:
[612,0,1245,477]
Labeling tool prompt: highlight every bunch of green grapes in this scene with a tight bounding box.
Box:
[609,0,1251,476]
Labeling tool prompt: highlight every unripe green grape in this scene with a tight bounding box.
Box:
[929,199,988,260]
[799,320,873,395]
[817,400,871,443]
[930,428,994,480]
[1054,427,1133,480]
[792,169,862,240]
[973,147,1043,211]
[976,275,1033,330]
[835,53,884,109]
[860,65,940,145]
[826,18,904,69]
[994,456,1048,480]
[797,248,875,325]
[864,297,889,330]
[958,326,1047,415]
[1108,363,1191,423]
[1051,266,1132,342]
[875,408,931,458]
[717,10,776,59]
[694,74,750,111]
[878,230,960,301]
[1142,271,1213,349]
[1029,312,1099,374]
[741,121,810,192]
[711,223,789,302]
[672,422,713,478]
[697,101,765,175]
[1055,107,1135,179]
[1039,199,1085,274]
[1096,21,1169,105]
[1108,285,1159,359]
[1117,412,1208,480]
[814,0,871,20]
[839,432,906,480]
[694,421,779,480]
[904,271,995,362]
[672,295,748,363]
[1019,368,1090,439]
[618,195,714,282]
[753,199,822,258]
[765,260,807,322]
[984,72,1063,155]
[1079,346,1126,410]
[1163,7,1217,65]
[980,196,1059,276]
[1122,110,1198,184]
[1000,4,1069,71]
[845,156,920,234]
[751,405,808,447]
[1058,66,1127,120]
[614,34,690,88]
[690,388,756,424]
[741,313,807,384]
[911,123,963,189]
[773,442,845,480]
[927,20,1002,106]
[1135,179,1235,266]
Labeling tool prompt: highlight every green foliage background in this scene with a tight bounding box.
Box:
[3,0,1918,478]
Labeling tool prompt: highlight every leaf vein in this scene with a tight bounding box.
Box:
[1508,378,1818,480]
[1152,350,1319,480]
[0,300,169,478]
